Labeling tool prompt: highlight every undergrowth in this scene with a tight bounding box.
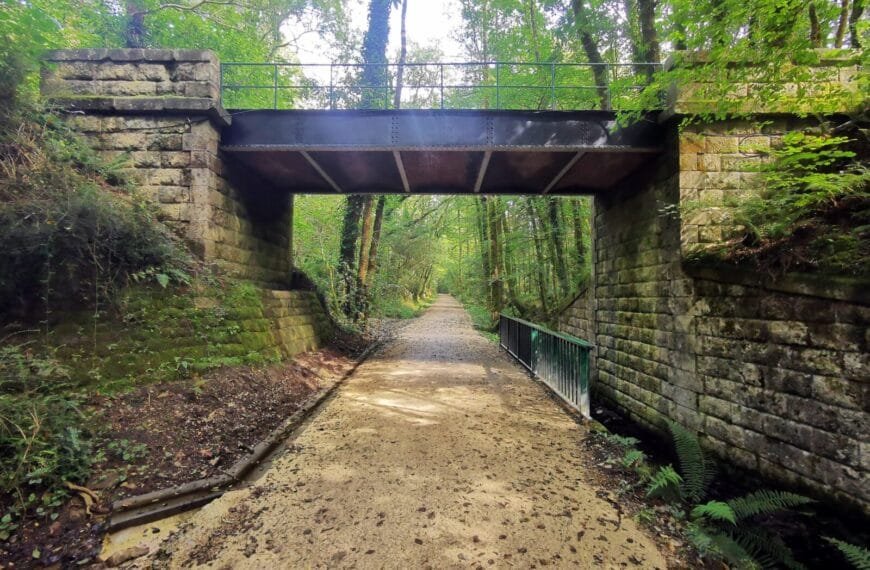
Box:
[0,103,190,319]
[0,344,90,535]
[592,421,848,570]
[689,116,870,277]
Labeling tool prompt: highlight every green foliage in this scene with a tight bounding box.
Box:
[733,528,807,570]
[728,490,815,520]
[668,421,717,502]
[691,500,736,524]
[700,127,870,276]
[647,421,812,569]
[646,464,684,500]
[104,439,148,463]
[0,344,93,507]
[621,448,646,469]
[0,107,188,319]
[825,537,870,570]
[687,523,760,570]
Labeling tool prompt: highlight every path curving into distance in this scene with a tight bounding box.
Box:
[153,295,666,569]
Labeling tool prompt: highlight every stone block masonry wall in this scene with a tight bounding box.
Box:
[55,285,333,383]
[42,49,293,285]
[561,134,869,512]
[558,288,594,343]
[677,118,822,254]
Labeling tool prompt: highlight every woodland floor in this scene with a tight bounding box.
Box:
[142,295,681,569]
[0,348,360,568]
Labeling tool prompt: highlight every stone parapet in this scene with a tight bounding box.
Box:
[664,49,865,116]
[43,49,221,102]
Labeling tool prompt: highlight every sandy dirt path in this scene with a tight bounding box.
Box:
[152,295,666,569]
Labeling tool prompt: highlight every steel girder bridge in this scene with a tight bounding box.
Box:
[219,61,665,195]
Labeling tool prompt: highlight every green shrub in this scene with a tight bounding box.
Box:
[0,109,187,319]
[0,344,93,508]
[698,126,870,276]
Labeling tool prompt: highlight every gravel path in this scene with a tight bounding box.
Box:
[153,295,666,569]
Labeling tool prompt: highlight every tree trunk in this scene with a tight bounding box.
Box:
[393,0,408,108]
[338,195,365,316]
[360,0,392,109]
[356,196,375,287]
[547,197,569,296]
[571,199,585,275]
[125,1,146,48]
[525,198,549,314]
[637,0,660,79]
[366,195,387,279]
[809,2,822,47]
[849,0,864,48]
[835,0,852,47]
[476,196,491,308]
[487,196,504,318]
[500,207,518,307]
[624,0,645,77]
[571,0,610,110]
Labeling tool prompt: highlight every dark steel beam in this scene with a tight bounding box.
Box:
[541,151,586,195]
[221,110,663,153]
[300,151,343,193]
[473,151,492,194]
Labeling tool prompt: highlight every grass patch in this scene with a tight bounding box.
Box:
[374,296,433,319]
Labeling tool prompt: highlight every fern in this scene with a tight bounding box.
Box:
[691,500,736,524]
[646,465,683,500]
[825,537,870,570]
[687,523,759,570]
[668,421,716,502]
[621,449,645,469]
[734,527,806,570]
[728,490,814,521]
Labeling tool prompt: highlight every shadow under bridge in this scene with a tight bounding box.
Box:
[220,110,665,195]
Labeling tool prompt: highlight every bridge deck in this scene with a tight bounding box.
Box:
[222,110,664,194]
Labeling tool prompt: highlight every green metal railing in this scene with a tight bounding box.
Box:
[220,61,661,111]
[499,314,592,417]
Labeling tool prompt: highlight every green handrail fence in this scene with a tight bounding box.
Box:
[220,61,661,111]
[499,314,592,418]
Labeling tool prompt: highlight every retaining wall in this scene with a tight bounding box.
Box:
[560,122,869,512]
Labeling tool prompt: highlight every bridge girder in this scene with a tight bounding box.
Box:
[221,110,664,195]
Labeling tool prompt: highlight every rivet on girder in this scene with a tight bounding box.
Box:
[391,115,399,146]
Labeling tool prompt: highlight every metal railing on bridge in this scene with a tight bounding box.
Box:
[499,314,592,418]
[220,61,661,111]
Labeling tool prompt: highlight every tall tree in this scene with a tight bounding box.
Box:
[338,196,365,316]
[393,0,409,108]
[571,0,610,110]
[338,0,393,319]
[849,0,864,48]
[571,199,585,274]
[360,0,392,109]
[366,196,388,280]
[834,0,852,47]
[808,2,823,47]
[637,0,660,68]
[547,197,569,295]
[525,197,549,314]
[487,196,505,317]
